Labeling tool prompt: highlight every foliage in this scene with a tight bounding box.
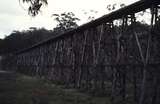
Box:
[106,3,126,12]
[52,12,80,33]
[0,20,150,55]
[21,0,48,16]
[82,10,98,21]
[0,28,53,54]
[0,12,80,54]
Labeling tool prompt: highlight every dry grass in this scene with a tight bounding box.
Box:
[0,74,111,104]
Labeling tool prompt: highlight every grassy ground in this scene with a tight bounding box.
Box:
[0,73,111,104]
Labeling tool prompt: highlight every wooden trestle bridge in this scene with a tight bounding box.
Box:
[1,0,160,104]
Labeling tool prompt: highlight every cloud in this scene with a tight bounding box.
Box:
[0,0,139,39]
[0,0,54,38]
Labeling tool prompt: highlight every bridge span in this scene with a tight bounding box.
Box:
[1,0,160,104]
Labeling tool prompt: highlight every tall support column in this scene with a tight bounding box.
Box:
[139,5,158,104]
[77,30,88,88]
[111,16,128,104]
[130,13,139,104]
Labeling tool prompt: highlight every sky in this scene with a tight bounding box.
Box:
[0,0,139,39]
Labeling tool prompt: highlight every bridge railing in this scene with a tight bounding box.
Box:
[2,0,160,104]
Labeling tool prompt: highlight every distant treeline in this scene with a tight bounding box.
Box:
[0,21,154,55]
[0,28,56,54]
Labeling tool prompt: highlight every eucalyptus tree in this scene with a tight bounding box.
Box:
[52,12,80,33]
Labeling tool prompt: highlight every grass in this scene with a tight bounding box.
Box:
[0,73,111,104]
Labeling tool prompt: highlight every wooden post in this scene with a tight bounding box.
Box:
[77,30,88,88]
[139,5,157,104]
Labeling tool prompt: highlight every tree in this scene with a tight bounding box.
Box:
[82,10,98,21]
[52,12,80,33]
[0,12,80,54]
[0,28,53,54]
[106,3,125,12]
[20,0,48,16]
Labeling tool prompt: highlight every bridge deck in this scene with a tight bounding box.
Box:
[14,0,160,54]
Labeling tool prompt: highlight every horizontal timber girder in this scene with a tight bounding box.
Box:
[1,0,160,104]
[14,0,160,54]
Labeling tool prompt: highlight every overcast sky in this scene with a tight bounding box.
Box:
[0,0,139,39]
